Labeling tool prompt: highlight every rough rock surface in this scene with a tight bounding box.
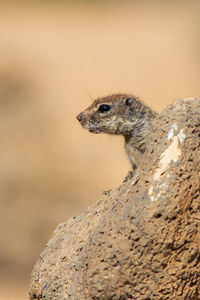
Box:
[30,98,200,300]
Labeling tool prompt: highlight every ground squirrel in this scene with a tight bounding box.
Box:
[76,94,157,169]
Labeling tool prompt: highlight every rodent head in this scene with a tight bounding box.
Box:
[76,94,154,136]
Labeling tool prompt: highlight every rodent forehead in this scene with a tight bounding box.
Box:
[85,94,137,112]
[93,94,133,106]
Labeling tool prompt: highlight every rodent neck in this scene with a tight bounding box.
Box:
[124,133,145,153]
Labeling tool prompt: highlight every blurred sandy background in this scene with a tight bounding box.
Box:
[0,0,199,298]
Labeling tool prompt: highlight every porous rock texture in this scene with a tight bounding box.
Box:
[30,98,200,300]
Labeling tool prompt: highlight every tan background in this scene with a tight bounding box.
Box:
[0,0,199,298]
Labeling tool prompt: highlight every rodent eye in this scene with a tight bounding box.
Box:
[125,98,134,106]
[98,104,111,113]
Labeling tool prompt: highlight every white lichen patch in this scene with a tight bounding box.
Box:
[148,182,169,202]
[148,130,185,202]
[153,136,181,182]
[148,186,155,202]
[177,129,186,144]
[168,123,178,140]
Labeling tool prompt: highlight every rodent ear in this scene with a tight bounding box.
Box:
[125,98,134,106]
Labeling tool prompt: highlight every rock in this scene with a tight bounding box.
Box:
[30,98,200,300]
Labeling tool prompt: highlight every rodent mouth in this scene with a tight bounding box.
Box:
[89,128,101,133]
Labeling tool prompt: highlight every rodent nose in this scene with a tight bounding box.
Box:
[76,112,83,122]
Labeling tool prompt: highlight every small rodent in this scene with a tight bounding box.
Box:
[76,94,157,169]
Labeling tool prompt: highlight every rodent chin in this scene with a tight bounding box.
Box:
[89,128,102,133]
